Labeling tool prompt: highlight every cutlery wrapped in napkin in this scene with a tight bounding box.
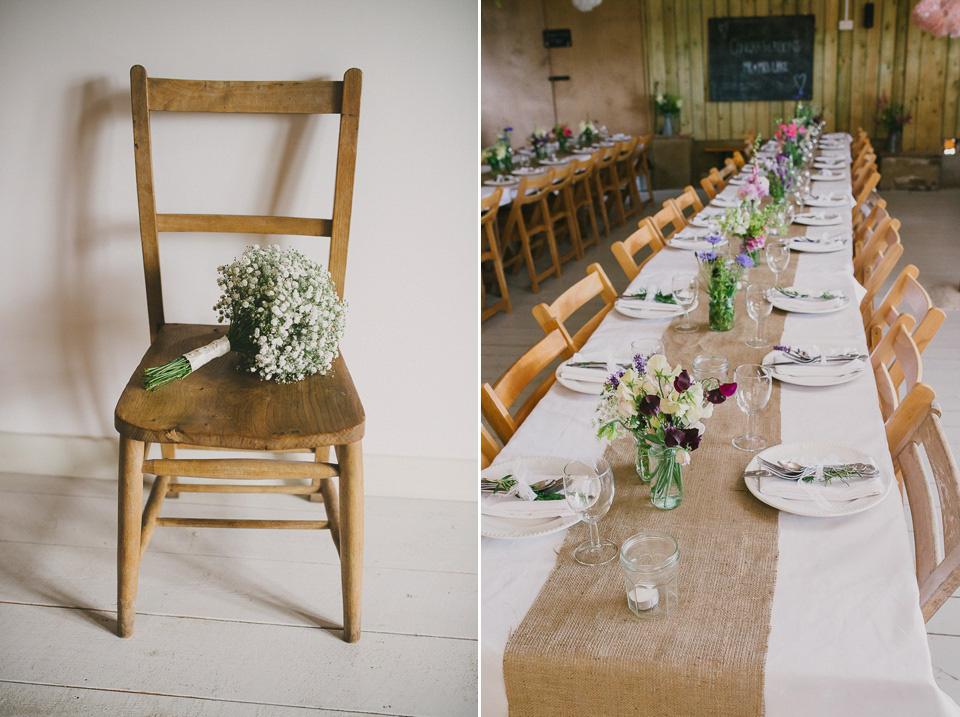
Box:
[758,473,882,501]
[772,358,864,377]
[481,493,577,519]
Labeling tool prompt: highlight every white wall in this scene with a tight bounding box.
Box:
[0,1,478,474]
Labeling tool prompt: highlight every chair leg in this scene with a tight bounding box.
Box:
[162,443,179,499]
[117,436,145,637]
[311,447,341,554]
[336,440,364,643]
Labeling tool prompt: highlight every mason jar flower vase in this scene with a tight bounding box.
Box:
[633,434,651,483]
[708,290,736,332]
[649,444,684,510]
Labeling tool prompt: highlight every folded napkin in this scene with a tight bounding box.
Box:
[758,473,882,501]
[481,493,577,519]
[773,358,863,377]
[673,228,712,240]
[559,364,618,383]
[711,196,739,208]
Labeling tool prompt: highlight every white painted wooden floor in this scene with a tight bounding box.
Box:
[0,472,477,715]
[482,187,960,704]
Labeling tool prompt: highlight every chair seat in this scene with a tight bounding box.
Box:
[115,323,365,450]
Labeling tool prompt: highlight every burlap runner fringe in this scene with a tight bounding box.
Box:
[503,248,803,716]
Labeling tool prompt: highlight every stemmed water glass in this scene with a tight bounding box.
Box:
[733,364,773,452]
[765,238,791,287]
[672,273,698,333]
[563,458,618,566]
[631,337,666,362]
[745,283,773,348]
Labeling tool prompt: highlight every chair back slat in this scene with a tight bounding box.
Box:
[674,185,704,218]
[645,204,684,241]
[147,78,345,114]
[532,264,617,350]
[481,425,501,469]
[871,313,922,420]
[901,441,941,581]
[612,223,663,281]
[130,65,361,340]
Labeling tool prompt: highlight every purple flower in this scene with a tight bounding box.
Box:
[735,253,754,269]
[698,251,719,262]
[504,126,513,132]
[664,426,685,447]
[706,233,723,245]
[681,428,702,451]
[638,394,660,417]
[673,370,692,393]
[774,344,790,352]
[705,381,738,404]
[633,353,647,374]
[607,367,626,390]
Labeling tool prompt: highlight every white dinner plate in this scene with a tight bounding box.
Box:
[614,295,694,320]
[788,235,849,253]
[743,442,892,518]
[481,456,581,539]
[803,193,849,208]
[761,346,865,386]
[688,208,724,228]
[538,157,570,166]
[793,212,844,226]
[810,170,846,181]
[554,353,625,394]
[769,287,851,314]
[483,177,518,187]
[710,196,739,208]
[511,167,546,176]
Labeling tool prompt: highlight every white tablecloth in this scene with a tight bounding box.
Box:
[481,150,960,715]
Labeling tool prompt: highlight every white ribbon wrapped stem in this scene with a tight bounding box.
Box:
[183,336,231,372]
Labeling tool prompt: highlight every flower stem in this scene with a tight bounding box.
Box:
[143,356,192,391]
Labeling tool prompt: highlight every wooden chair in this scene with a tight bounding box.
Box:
[742,133,756,158]
[871,314,923,422]
[481,188,510,321]
[630,133,655,210]
[865,264,945,365]
[117,66,364,641]
[592,145,621,235]
[611,222,665,281]
[614,136,642,221]
[569,156,601,253]
[718,161,737,183]
[546,163,584,266]
[852,158,878,195]
[501,170,561,293]
[852,172,882,231]
[481,328,575,444]
[532,263,618,351]
[670,185,704,223]
[481,425,501,469]
[890,405,960,622]
[700,171,722,200]
[644,202,686,243]
[859,221,904,323]
[730,150,746,169]
[855,216,901,287]
[853,198,888,258]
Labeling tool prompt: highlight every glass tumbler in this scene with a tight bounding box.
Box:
[620,532,679,619]
[692,354,729,383]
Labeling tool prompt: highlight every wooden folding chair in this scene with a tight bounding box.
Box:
[592,145,621,235]
[865,264,945,370]
[852,172,881,226]
[614,136,642,221]
[569,156,601,253]
[481,425,501,470]
[671,185,704,223]
[546,163,584,266]
[853,198,887,257]
[116,66,364,641]
[481,328,575,444]
[871,314,924,422]
[532,263,618,351]
[700,169,724,200]
[730,150,746,169]
[855,216,901,287]
[742,133,756,158]
[501,170,561,293]
[481,188,510,321]
[718,161,737,183]
[611,223,664,281]
[890,405,960,622]
[644,202,686,243]
[631,133,655,210]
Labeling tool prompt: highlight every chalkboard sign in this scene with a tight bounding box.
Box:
[543,29,572,48]
[708,15,814,102]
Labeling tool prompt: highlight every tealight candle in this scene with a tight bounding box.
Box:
[630,585,660,611]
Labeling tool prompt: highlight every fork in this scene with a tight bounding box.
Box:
[756,456,816,481]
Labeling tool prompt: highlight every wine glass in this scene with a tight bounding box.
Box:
[563,458,618,566]
[733,364,773,451]
[630,337,666,363]
[672,273,698,333]
[745,283,773,348]
[765,238,791,287]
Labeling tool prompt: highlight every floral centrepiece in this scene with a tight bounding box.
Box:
[655,92,682,115]
[719,164,781,263]
[529,127,550,159]
[697,239,753,332]
[876,91,912,153]
[579,119,598,145]
[143,244,347,391]
[596,353,736,509]
[776,119,808,168]
[554,123,573,153]
[482,143,512,175]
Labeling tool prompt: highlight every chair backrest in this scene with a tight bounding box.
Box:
[853,171,881,213]
[532,263,618,350]
[731,151,746,169]
[866,264,945,368]
[645,203,685,242]
[700,172,722,199]
[860,239,904,325]
[612,223,664,280]
[853,198,888,258]
[481,424,501,469]
[742,133,756,157]
[548,163,575,196]
[570,155,595,185]
[616,136,640,164]
[871,314,923,421]
[855,216,900,286]
[510,170,556,207]
[718,162,737,181]
[891,406,960,622]
[481,328,575,443]
[673,185,704,220]
[130,65,362,341]
[480,188,502,257]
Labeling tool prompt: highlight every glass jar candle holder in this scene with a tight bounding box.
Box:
[693,354,729,383]
[620,532,679,620]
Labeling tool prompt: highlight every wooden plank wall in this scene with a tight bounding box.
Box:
[645,0,960,152]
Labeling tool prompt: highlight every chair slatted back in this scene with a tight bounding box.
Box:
[718,161,737,181]
[673,186,704,220]
[131,65,362,341]
[853,198,888,259]
[645,203,685,242]
[532,263,618,350]
[731,151,746,169]
[481,188,510,321]
[871,314,922,421]
[700,172,722,199]
[856,217,901,286]
[852,171,881,219]
[612,223,664,281]
[481,328,575,443]
[570,156,600,251]
[481,425,501,469]
[892,407,960,621]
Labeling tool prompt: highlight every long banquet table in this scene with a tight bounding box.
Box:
[481,137,960,715]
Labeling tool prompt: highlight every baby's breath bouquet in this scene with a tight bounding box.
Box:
[143,244,347,391]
